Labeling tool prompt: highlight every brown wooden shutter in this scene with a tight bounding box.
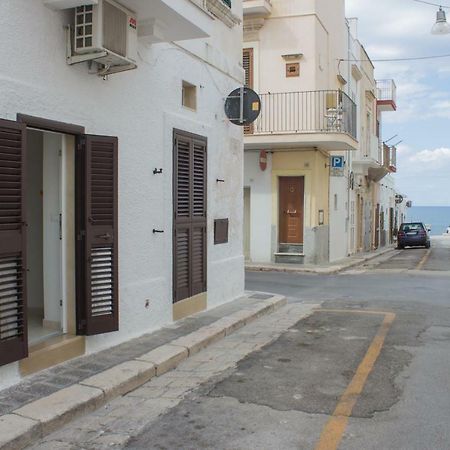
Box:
[243,48,254,89]
[77,134,118,335]
[191,139,207,296]
[0,119,28,366]
[173,131,207,303]
[243,48,254,135]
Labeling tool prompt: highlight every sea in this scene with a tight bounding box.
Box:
[407,206,450,236]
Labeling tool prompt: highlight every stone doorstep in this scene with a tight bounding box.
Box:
[0,294,286,450]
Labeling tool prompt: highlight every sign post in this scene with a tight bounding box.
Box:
[330,155,345,177]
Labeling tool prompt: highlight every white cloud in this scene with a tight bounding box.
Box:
[409,147,450,163]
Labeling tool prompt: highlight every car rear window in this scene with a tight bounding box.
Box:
[400,223,424,232]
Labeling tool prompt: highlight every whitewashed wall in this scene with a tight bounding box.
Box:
[243,151,273,262]
[0,0,244,387]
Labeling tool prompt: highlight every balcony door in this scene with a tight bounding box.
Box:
[279,177,304,244]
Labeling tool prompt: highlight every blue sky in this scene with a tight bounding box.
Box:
[346,0,450,206]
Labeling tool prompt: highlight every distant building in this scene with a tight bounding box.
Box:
[242,0,402,265]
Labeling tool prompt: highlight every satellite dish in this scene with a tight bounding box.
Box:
[224,87,261,126]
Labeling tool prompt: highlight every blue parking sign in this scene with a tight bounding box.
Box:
[331,156,344,168]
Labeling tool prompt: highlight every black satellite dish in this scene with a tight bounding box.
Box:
[224,87,261,126]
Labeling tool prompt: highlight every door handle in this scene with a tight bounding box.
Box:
[286,210,297,214]
[96,233,112,240]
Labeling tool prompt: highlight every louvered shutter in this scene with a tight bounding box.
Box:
[243,48,254,135]
[243,48,254,89]
[0,119,28,366]
[77,135,118,335]
[191,139,206,296]
[173,134,191,302]
[173,132,207,303]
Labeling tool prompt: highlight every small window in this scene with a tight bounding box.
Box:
[286,63,300,77]
[182,81,197,111]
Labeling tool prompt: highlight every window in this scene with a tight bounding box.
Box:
[286,63,300,77]
[242,48,254,89]
[222,0,231,7]
[182,81,197,111]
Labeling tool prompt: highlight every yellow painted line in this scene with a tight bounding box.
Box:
[314,309,396,450]
[416,249,431,270]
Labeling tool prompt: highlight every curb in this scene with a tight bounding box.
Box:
[0,294,286,450]
[245,247,397,275]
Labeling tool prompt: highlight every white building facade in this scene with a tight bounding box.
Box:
[242,0,402,266]
[0,0,245,389]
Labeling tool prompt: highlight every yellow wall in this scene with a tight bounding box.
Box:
[271,150,329,230]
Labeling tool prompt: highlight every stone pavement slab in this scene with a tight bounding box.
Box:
[28,302,318,450]
[0,414,40,450]
[80,361,156,401]
[1,293,286,449]
[135,344,188,376]
[0,293,280,417]
[14,384,104,435]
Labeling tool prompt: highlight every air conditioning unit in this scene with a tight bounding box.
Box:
[71,0,137,74]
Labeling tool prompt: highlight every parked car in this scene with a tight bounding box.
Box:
[397,222,431,249]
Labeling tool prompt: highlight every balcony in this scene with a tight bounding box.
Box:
[376,79,397,112]
[384,144,397,173]
[368,144,397,181]
[244,90,358,151]
[243,0,272,16]
[353,137,382,170]
[44,0,213,43]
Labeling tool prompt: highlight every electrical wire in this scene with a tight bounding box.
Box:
[413,0,450,9]
[339,53,450,63]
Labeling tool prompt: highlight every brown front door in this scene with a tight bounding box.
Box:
[279,177,304,244]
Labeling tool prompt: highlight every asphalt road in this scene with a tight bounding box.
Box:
[128,237,450,449]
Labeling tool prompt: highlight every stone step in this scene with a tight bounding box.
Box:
[278,243,304,253]
[274,252,305,264]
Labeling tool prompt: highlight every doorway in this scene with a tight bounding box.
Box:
[26,130,75,345]
[278,177,304,247]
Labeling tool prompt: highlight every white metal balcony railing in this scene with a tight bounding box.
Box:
[383,144,397,172]
[376,79,397,104]
[247,90,357,139]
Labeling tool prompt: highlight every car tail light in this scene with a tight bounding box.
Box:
[419,230,426,236]
[398,231,405,237]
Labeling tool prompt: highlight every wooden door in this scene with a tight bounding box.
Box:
[374,204,380,249]
[279,177,304,244]
[357,196,364,251]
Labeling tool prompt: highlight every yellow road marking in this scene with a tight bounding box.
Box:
[314,309,396,450]
[416,249,431,270]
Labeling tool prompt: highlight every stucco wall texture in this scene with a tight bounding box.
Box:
[0,0,245,387]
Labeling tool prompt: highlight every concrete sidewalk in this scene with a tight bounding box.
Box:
[0,292,286,450]
[246,246,397,275]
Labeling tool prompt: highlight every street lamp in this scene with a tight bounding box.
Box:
[414,0,450,34]
[431,7,450,34]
